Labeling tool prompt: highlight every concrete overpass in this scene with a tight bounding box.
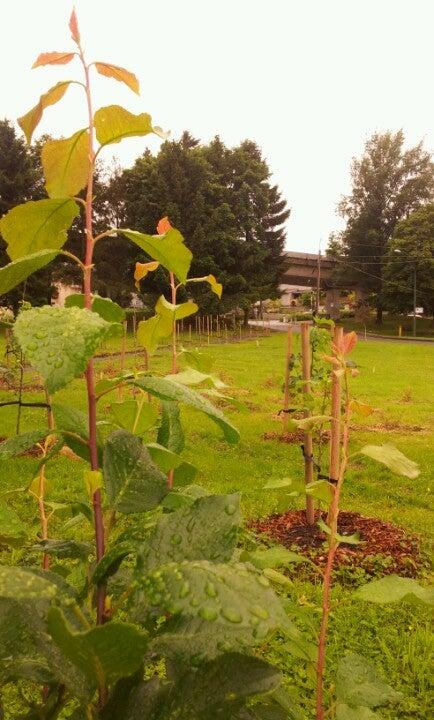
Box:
[281,251,362,318]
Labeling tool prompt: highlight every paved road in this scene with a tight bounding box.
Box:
[248,320,434,345]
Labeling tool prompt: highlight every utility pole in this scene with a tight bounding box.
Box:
[316,241,321,315]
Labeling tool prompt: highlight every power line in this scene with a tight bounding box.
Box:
[332,256,433,299]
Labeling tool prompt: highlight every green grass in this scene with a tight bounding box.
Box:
[0,333,433,718]
[340,314,434,338]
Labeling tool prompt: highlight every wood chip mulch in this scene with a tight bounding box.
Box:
[250,510,425,577]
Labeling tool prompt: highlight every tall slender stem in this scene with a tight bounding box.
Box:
[315,366,350,720]
[300,322,315,525]
[78,43,106,629]
[169,272,178,374]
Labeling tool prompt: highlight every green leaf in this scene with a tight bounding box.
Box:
[14,306,120,393]
[52,402,103,464]
[0,502,27,547]
[48,606,148,687]
[336,653,402,714]
[111,399,159,435]
[241,547,309,570]
[140,494,240,572]
[0,429,52,459]
[294,415,331,431]
[121,228,192,283]
[41,129,90,198]
[141,560,289,652]
[103,430,168,513]
[305,480,334,504]
[0,565,58,601]
[318,519,362,545]
[94,63,140,94]
[92,541,136,586]
[262,477,304,495]
[18,81,73,144]
[132,376,239,444]
[354,575,434,606]
[0,250,59,295]
[136,314,173,354]
[187,273,223,299]
[173,461,198,486]
[65,293,126,322]
[157,401,184,454]
[166,367,225,389]
[179,348,215,373]
[336,704,378,719]
[155,295,198,321]
[359,444,419,479]
[0,567,91,700]
[164,654,281,719]
[0,198,79,260]
[146,442,185,472]
[94,104,168,146]
[32,539,92,560]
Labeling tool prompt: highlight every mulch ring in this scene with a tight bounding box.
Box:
[250,510,424,578]
[0,436,42,458]
[262,430,330,444]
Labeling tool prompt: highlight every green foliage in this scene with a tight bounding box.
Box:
[157,400,185,454]
[140,493,240,571]
[120,228,192,284]
[332,130,434,321]
[41,129,90,198]
[335,653,402,719]
[48,607,148,687]
[359,444,420,479]
[0,429,51,458]
[111,398,159,435]
[13,305,121,393]
[136,313,173,354]
[132,375,239,444]
[65,293,126,322]
[0,249,59,294]
[103,429,168,513]
[0,502,27,547]
[0,198,79,259]
[355,576,434,606]
[94,104,168,147]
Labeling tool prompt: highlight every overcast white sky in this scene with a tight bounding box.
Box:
[2,0,433,252]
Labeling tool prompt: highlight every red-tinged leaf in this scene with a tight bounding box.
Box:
[342,331,357,355]
[322,353,340,366]
[157,217,172,235]
[32,52,75,68]
[69,8,80,43]
[94,62,139,95]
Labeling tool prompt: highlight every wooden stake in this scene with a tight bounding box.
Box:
[329,325,343,493]
[300,322,315,525]
[282,324,293,424]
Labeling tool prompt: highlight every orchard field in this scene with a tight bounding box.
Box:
[1,330,433,719]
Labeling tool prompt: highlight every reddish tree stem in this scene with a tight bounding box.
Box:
[300,322,315,525]
[79,43,106,629]
[170,272,178,374]
[316,361,350,720]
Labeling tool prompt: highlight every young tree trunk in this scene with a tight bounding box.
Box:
[243,306,250,328]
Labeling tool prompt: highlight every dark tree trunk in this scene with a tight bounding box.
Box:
[375,298,383,325]
[243,307,250,327]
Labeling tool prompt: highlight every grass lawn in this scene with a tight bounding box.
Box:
[0,332,433,718]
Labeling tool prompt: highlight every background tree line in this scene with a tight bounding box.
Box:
[0,121,290,317]
[328,130,434,322]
